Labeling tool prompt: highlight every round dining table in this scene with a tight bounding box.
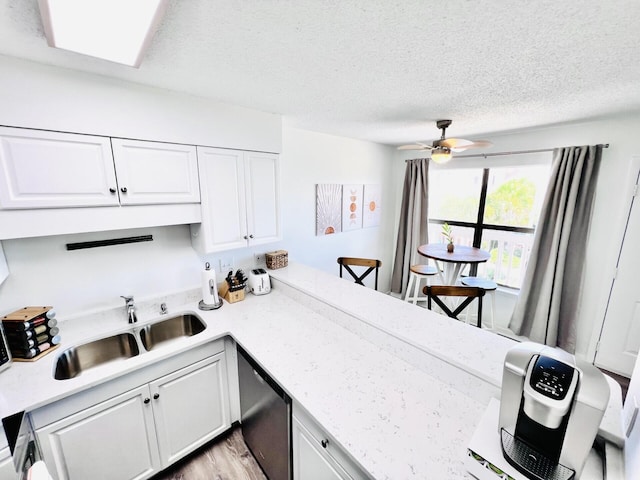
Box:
[417,243,490,285]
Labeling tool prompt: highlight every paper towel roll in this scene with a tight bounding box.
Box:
[202,263,219,306]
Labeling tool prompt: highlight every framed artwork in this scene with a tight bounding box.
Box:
[342,184,363,231]
[362,184,381,228]
[316,184,342,235]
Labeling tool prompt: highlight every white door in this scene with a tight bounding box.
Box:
[0,127,118,209]
[151,353,230,467]
[111,139,200,205]
[37,385,160,480]
[245,152,280,246]
[595,164,640,377]
[195,147,248,252]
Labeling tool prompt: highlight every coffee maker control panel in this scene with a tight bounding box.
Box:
[529,355,575,401]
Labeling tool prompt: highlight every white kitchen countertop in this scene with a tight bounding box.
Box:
[0,262,622,479]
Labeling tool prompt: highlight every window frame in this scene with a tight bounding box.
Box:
[429,165,543,281]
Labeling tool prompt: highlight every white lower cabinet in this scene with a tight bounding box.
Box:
[36,351,230,480]
[38,385,159,480]
[292,405,370,480]
[151,354,230,466]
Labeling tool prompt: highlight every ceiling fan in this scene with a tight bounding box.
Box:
[397,119,492,164]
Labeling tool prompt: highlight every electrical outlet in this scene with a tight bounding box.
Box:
[254,253,266,267]
[219,258,233,274]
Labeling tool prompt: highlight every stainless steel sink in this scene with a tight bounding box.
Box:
[53,314,206,380]
[54,332,140,380]
[139,314,206,351]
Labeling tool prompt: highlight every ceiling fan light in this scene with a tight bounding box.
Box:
[431,147,452,164]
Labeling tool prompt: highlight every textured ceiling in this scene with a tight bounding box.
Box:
[0,0,639,145]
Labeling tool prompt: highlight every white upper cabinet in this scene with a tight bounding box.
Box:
[0,128,201,210]
[244,151,281,245]
[192,147,280,253]
[0,126,118,209]
[111,139,200,205]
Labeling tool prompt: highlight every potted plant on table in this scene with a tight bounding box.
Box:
[442,222,455,252]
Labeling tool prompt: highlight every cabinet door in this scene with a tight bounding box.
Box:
[151,353,231,467]
[0,127,118,209]
[37,385,160,480]
[195,147,248,252]
[111,139,200,205]
[292,416,353,480]
[245,152,281,246]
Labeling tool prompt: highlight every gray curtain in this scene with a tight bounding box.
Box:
[509,145,603,353]
[391,158,429,294]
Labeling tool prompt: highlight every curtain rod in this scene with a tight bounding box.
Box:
[405,144,609,161]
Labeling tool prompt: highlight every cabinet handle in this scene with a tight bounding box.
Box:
[321,439,329,448]
[249,234,254,239]
[120,187,128,193]
[144,398,150,404]
[109,188,116,194]
[243,235,248,240]
[153,393,160,400]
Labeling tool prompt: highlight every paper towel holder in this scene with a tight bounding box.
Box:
[199,262,223,311]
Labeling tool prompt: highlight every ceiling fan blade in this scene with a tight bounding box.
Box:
[397,144,433,151]
[441,138,493,152]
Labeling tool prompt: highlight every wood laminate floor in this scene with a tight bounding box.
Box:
[151,427,267,480]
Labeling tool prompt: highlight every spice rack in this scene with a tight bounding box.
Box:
[1,306,61,362]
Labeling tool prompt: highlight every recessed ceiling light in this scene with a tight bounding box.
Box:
[38,0,167,67]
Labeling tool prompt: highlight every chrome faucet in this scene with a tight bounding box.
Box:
[121,295,138,324]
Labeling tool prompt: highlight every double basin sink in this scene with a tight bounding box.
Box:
[54,314,206,380]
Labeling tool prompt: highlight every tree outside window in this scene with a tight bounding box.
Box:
[429,165,550,289]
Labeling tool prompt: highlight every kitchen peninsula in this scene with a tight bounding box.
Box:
[0,263,621,479]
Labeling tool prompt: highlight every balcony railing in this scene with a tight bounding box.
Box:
[427,223,534,289]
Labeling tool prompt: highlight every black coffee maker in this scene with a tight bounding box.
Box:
[499,343,609,480]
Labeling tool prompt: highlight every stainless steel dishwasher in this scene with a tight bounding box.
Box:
[238,345,291,480]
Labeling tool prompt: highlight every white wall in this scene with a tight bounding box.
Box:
[1,51,637,359]
[200,127,397,292]
[0,55,397,315]
[0,243,8,285]
[393,113,640,361]
[0,54,284,317]
[0,226,202,316]
[0,55,281,153]
[272,127,395,289]
[0,127,398,316]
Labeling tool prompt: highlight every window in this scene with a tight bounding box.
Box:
[428,162,551,289]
